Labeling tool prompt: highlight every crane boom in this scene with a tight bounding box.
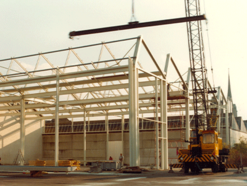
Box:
[184,0,209,143]
[173,0,235,174]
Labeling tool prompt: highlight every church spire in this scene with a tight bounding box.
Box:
[227,69,232,101]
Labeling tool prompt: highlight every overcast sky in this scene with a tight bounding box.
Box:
[0,0,247,120]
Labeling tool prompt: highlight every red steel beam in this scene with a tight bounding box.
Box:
[69,15,206,38]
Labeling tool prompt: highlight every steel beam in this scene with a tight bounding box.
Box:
[0,81,158,101]
[1,71,163,93]
[0,65,129,88]
[0,102,195,117]
[69,15,206,37]
[141,40,166,79]
[0,97,204,112]
[170,57,188,90]
[0,165,77,172]
[0,37,138,62]
[24,104,221,120]
[164,54,170,74]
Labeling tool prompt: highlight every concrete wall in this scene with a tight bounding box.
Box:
[230,129,247,147]
[42,130,184,166]
[168,140,187,164]
[0,115,44,165]
[43,133,106,160]
[43,131,158,165]
[220,128,247,147]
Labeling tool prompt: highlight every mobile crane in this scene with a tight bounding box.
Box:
[176,0,233,173]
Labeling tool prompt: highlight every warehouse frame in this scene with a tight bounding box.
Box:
[0,35,212,170]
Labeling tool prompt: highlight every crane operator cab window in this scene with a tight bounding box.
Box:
[203,133,215,144]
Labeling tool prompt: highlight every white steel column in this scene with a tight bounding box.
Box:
[160,79,168,170]
[88,115,90,132]
[55,68,60,166]
[225,104,229,146]
[155,78,159,169]
[185,68,191,142]
[20,98,25,166]
[106,111,109,160]
[160,80,164,169]
[121,115,124,156]
[128,58,139,166]
[71,118,74,133]
[185,97,190,142]
[217,87,221,134]
[83,110,87,166]
[141,114,144,130]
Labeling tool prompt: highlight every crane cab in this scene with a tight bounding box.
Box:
[201,130,222,156]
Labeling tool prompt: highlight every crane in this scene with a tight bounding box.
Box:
[176,0,234,173]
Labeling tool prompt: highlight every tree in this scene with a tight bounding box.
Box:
[232,137,247,166]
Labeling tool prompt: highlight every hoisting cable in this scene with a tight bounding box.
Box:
[203,0,215,88]
[129,0,139,24]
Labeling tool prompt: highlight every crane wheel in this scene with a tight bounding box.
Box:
[190,167,195,173]
[212,164,219,173]
[184,164,189,173]
[220,164,226,172]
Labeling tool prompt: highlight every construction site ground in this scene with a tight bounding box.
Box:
[0,167,247,186]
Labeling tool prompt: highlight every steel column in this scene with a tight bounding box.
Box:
[185,97,190,142]
[54,68,59,166]
[121,115,124,156]
[128,58,139,166]
[83,110,86,166]
[225,104,229,146]
[71,118,74,133]
[217,87,221,134]
[88,115,90,132]
[160,79,168,170]
[106,111,109,160]
[155,78,159,169]
[20,98,25,166]
[185,68,191,142]
[163,80,168,169]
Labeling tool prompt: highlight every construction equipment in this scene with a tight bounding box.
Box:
[178,129,230,173]
[174,0,233,173]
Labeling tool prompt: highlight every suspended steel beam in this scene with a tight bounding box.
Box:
[69,15,206,38]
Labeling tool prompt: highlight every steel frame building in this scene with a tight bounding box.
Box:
[0,36,230,169]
